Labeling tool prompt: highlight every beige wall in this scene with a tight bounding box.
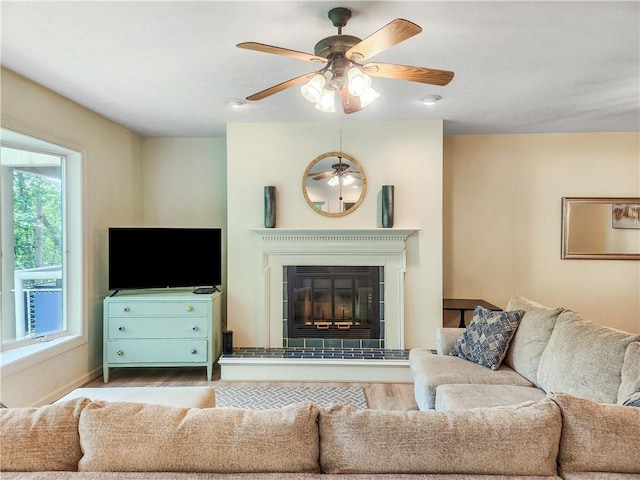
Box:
[443,133,640,333]
[0,68,143,406]
[141,137,228,319]
[226,121,444,349]
[2,67,638,405]
[142,138,227,228]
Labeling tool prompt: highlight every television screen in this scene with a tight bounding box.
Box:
[108,227,222,291]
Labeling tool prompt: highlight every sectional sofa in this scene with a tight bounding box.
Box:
[1,391,639,479]
[410,294,640,411]
[2,294,639,478]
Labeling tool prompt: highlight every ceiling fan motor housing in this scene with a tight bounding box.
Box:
[314,35,361,59]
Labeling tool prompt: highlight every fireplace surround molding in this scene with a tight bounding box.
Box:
[251,228,420,349]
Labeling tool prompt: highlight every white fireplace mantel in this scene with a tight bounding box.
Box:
[250,228,419,240]
[250,228,420,349]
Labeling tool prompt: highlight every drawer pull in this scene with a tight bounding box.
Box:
[123,307,130,313]
[116,350,124,356]
[118,326,125,332]
[191,325,198,331]
[186,305,193,312]
[190,348,198,355]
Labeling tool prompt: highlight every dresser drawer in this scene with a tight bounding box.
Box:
[107,301,209,317]
[107,317,208,339]
[106,340,208,363]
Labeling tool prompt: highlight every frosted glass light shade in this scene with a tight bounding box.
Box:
[300,74,326,103]
[315,88,336,112]
[347,67,371,96]
[358,86,380,108]
[343,173,355,186]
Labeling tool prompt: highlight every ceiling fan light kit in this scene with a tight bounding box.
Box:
[237,7,454,115]
[315,89,336,113]
[300,74,326,103]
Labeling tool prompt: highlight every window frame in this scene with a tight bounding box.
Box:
[0,124,86,374]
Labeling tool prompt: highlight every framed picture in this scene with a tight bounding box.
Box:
[612,204,640,229]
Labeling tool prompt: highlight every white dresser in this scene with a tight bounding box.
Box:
[103,289,222,382]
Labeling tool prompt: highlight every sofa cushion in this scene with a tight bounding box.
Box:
[435,384,547,410]
[618,341,640,404]
[504,294,562,385]
[318,399,561,476]
[78,401,320,473]
[450,306,524,370]
[56,386,215,408]
[537,311,640,403]
[551,392,640,474]
[435,327,465,355]
[410,348,534,410]
[0,397,90,472]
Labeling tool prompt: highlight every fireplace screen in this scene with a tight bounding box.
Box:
[286,266,380,339]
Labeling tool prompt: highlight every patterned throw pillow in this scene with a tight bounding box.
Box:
[450,306,524,370]
[623,386,640,407]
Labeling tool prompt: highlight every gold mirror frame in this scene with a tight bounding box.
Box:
[302,151,367,217]
[561,197,640,260]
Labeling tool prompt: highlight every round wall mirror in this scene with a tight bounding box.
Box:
[302,151,367,217]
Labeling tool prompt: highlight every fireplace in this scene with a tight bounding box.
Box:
[251,228,418,350]
[285,266,382,346]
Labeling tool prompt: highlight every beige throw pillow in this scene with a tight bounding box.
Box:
[319,400,561,476]
[78,401,320,473]
[504,294,562,385]
[552,392,640,474]
[0,397,90,472]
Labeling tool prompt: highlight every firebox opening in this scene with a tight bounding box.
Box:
[284,266,383,348]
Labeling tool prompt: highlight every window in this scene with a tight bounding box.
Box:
[1,128,83,353]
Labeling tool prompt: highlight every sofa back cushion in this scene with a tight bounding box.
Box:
[78,401,320,473]
[504,294,563,385]
[618,341,640,404]
[537,311,640,403]
[318,400,561,476]
[0,397,89,472]
[551,392,640,474]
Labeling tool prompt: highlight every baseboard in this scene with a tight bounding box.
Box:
[36,366,102,406]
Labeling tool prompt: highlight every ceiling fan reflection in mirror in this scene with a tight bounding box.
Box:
[310,156,359,186]
[237,7,454,114]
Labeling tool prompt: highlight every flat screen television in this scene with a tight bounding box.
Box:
[108,227,222,292]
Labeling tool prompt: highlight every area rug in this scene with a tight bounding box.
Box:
[214,386,368,410]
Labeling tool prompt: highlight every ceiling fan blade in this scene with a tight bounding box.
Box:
[346,18,422,63]
[246,73,316,101]
[237,42,326,63]
[337,87,362,114]
[312,171,335,180]
[365,62,455,86]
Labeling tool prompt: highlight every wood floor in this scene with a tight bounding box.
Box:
[83,365,419,411]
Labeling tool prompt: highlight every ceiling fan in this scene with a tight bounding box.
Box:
[309,156,360,186]
[237,7,454,114]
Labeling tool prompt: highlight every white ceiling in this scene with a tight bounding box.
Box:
[1,1,639,138]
